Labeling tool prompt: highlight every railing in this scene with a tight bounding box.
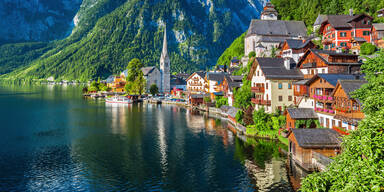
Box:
[251,86,265,93]
[314,107,335,114]
[251,98,271,106]
[313,95,333,101]
[302,62,317,68]
[294,90,308,97]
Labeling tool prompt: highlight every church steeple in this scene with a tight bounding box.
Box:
[160,26,170,93]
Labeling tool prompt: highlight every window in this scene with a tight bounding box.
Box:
[279,96,283,101]
[363,31,370,36]
[331,43,335,48]
[288,96,292,101]
[325,45,329,50]
[266,83,268,89]
[332,33,335,38]
[367,20,371,25]
[278,83,283,89]
[257,71,259,76]
[322,69,325,73]
[320,79,323,83]
[351,32,354,37]
[340,42,347,47]
[288,83,292,89]
[340,32,347,37]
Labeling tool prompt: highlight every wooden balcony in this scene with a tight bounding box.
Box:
[313,95,334,102]
[251,86,265,93]
[294,89,308,97]
[251,98,271,106]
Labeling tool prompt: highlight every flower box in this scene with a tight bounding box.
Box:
[328,97,333,100]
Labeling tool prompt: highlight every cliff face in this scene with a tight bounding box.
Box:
[0,0,82,43]
[1,0,267,80]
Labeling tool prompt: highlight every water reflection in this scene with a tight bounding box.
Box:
[287,157,310,191]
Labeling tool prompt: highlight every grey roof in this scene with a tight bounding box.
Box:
[256,58,303,80]
[141,67,156,76]
[231,57,240,63]
[286,39,312,49]
[338,80,367,99]
[287,108,318,119]
[373,23,384,31]
[196,71,206,79]
[227,107,240,117]
[317,74,360,86]
[230,75,243,82]
[293,79,310,85]
[256,43,266,48]
[228,82,242,91]
[291,129,342,148]
[326,15,355,29]
[314,14,328,26]
[106,75,115,84]
[247,20,307,38]
[207,73,226,82]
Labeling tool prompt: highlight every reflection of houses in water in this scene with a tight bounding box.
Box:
[185,109,206,133]
[287,157,310,191]
[105,103,130,134]
[244,159,292,192]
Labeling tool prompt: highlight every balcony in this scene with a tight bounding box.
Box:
[302,62,317,68]
[313,95,333,101]
[314,107,335,114]
[251,86,265,93]
[322,38,333,45]
[251,98,271,106]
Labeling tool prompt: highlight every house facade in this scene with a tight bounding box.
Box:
[288,129,341,171]
[332,79,367,133]
[372,23,384,48]
[247,58,303,113]
[222,75,242,107]
[281,39,316,63]
[297,49,362,79]
[319,14,373,51]
[205,73,226,94]
[186,72,206,93]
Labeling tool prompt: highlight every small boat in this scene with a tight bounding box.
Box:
[105,96,133,104]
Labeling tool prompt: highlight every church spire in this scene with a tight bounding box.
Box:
[161,26,169,61]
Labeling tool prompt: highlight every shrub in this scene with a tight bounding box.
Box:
[360,43,376,55]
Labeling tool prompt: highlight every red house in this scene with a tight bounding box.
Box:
[319,14,373,51]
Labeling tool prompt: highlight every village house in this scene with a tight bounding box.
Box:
[372,23,384,48]
[247,57,303,113]
[281,39,316,63]
[332,79,367,133]
[297,49,362,79]
[170,76,187,91]
[186,72,206,93]
[288,129,341,171]
[205,72,226,96]
[285,108,318,130]
[243,3,307,64]
[319,13,373,51]
[222,75,243,106]
[306,74,359,129]
[293,79,313,108]
[188,94,206,106]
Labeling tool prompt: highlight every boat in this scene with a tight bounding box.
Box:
[105,96,133,104]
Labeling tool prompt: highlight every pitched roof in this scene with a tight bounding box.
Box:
[141,67,156,76]
[290,129,341,148]
[316,74,360,86]
[314,14,328,26]
[207,72,226,82]
[373,23,384,31]
[190,94,205,99]
[246,20,307,38]
[326,15,355,29]
[352,37,366,42]
[253,58,303,80]
[338,79,367,99]
[230,75,243,82]
[286,39,307,49]
[286,108,318,119]
[298,49,361,67]
[293,79,310,85]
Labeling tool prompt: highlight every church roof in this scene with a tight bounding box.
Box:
[246,20,307,38]
[141,67,156,76]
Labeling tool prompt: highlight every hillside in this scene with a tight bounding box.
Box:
[1,0,266,81]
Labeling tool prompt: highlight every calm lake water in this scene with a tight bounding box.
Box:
[0,84,293,191]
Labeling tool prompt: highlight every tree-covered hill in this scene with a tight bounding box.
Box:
[1,0,266,81]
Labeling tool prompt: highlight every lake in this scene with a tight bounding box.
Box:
[0,84,293,191]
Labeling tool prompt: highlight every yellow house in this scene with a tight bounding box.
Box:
[247,57,303,113]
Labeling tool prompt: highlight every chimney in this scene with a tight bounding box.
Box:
[284,58,291,70]
[349,9,353,16]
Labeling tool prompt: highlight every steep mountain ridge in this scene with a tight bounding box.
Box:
[0,0,266,81]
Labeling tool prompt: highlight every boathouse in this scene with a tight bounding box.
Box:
[288,129,341,171]
[285,108,318,130]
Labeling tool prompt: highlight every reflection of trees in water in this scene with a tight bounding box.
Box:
[233,137,293,192]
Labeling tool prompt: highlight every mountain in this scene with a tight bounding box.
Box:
[0,0,267,81]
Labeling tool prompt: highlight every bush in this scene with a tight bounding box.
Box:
[203,96,211,103]
[215,96,228,108]
[248,51,256,58]
[149,84,159,95]
[360,43,377,55]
